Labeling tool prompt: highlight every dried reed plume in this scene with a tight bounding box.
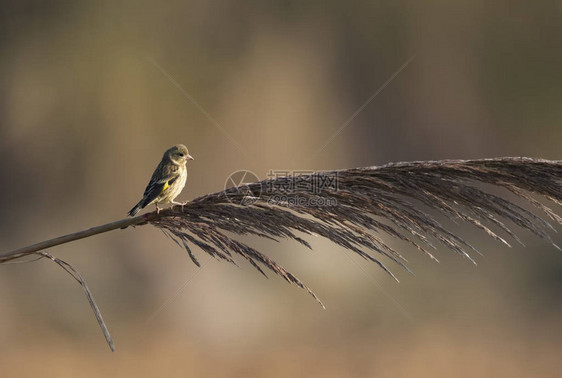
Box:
[1,157,561,351]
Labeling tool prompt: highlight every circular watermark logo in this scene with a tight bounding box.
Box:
[224,170,261,205]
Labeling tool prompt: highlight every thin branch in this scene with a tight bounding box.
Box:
[38,252,115,352]
[0,214,158,263]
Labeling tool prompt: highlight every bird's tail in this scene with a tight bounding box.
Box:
[128,202,143,217]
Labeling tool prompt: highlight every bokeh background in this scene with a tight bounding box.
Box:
[1,1,562,377]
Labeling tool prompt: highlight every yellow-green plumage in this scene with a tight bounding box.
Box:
[128,144,194,217]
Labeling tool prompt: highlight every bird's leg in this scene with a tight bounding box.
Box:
[155,203,161,214]
[171,200,188,211]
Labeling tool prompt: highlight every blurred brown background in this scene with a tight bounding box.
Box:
[1,1,562,377]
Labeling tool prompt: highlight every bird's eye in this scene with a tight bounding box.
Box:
[178,153,185,157]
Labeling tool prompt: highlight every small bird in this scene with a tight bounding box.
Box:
[128,144,194,216]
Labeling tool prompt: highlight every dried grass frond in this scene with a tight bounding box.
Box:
[150,158,562,305]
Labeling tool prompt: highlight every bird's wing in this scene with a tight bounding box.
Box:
[141,163,181,206]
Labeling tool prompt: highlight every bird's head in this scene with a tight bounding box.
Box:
[166,144,194,165]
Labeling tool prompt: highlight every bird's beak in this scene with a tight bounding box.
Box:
[187,154,194,161]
